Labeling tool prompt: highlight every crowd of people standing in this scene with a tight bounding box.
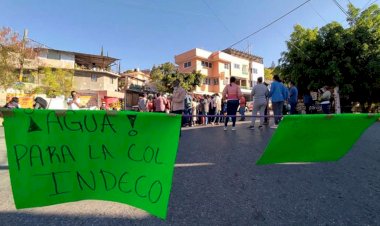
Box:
[137,83,228,128]
[135,75,334,131]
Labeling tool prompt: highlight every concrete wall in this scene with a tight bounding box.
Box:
[38,49,75,69]
[251,61,265,84]
[73,71,118,92]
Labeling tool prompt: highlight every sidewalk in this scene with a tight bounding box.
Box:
[0,126,6,166]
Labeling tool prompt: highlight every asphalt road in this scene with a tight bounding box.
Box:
[1,121,380,225]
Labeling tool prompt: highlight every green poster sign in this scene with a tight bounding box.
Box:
[3,109,181,219]
[257,114,380,165]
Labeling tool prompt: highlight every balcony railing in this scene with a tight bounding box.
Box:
[75,64,119,76]
[125,84,146,92]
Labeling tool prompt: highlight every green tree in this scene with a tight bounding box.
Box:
[150,62,205,93]
[264,68,274,81]
[279,3,380,112]
[0,27,38,89]
[33,67,73,97]
[0,27,22,89]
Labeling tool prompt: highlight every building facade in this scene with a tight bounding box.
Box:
[27,48,124,109]
[119,69,151,108]
[175,48,264,100]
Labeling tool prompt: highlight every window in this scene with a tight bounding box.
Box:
[224,63,229,69]
[91,74,97,82]
[252,68,258,74]
[213,78,219,85]
[234,64,240,69]
[47,50,61,60]
[242,65,248,75]
[203,78,211,85]
[110,77,114,84]
[201,61,212,68]
[184,61,191,68]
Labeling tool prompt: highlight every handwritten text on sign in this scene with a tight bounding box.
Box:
[4,110,181,219]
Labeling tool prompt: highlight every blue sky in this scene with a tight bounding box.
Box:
[0,0,371,71]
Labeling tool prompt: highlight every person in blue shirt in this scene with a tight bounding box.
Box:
[288,81,298,114]
[269,75,288,128]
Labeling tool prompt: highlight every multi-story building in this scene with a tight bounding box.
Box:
[222,48,265,87]
[119,69,151,107]
[175,48,264,100]
[25,48,124,108]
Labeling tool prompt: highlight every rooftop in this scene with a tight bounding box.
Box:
[222,48,263,64]
[35,47,119,67]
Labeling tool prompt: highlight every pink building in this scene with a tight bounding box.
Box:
[175,48,264,99]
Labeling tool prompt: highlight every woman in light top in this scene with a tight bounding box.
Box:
[222,76,242,131]
[319,86,331,114]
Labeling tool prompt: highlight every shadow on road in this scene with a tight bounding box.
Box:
[0,212,155,226]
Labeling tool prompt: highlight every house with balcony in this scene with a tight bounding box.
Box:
[28,48,124,108]
[222,48,265,87]
[175,48,264,100]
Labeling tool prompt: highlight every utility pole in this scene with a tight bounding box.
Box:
[246,41,251,54]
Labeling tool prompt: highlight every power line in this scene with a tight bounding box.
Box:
[275,29,311,60]
[332,0,349,17]
[201,0,236,39]
[368,0,379,7]
[27,38,52,49]
[228,0,312,48]
[362,0,373,10]
[361,0,379,12]
[309,1,328,23]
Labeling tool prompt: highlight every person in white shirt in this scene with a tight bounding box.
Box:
[213,94,222,125]
[319,86,331,114]
[67,91,81,110]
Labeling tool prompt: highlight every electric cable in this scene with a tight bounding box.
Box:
[227,0,312,48]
